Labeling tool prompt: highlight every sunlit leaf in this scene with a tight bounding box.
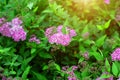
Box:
[96,35,106,47]
[105,58,110,72]
[112,62,118,76]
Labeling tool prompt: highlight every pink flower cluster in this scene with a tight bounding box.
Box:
[0,17,26,42]
[62,65,78,80]
[45,25,76,46]
[111,48,120,61]
[29,35,40,44]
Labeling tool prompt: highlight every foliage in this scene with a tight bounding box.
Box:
[0,0,120,80]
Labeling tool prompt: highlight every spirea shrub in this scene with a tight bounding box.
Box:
[1,0,120,80]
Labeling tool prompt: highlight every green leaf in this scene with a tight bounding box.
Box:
[42,65,49,70]
[32,71,47,80]
[100,74,111,78]
[39,52,52,59]
[10,70,16,75]
[27,2,34,9]
[96,35,106,47]
[97,25,103,30]
[97,20,111,30]
[13,62,21,66]
[105,58,110,72]
[81,67,89,77]
[54,63,61,71]
[78,57,84,63]
[0,47,11,53]
[112,62,118,76]
[31,48,36,54]
[89,51,103,61]
[22,66,31,79]
[103,20,111,29]
[33,6,38,12]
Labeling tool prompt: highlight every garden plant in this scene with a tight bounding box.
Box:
[0,0,120,80]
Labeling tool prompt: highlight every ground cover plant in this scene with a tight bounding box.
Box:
[0,0,120,80]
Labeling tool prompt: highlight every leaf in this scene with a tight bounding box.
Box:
[103,20,111,29]
[0,47,11,53]
[89,51,103,61]
[97,20,111,30]
[39,52,52,59]
[97,25,103,30]
[10,70,16,75]
[32,71,47,80]
[78,57,84,63]
[21,56,34,70]
[31,48,36,54]
[27,2,34,10]
[100,74,111,78]
[96,35,106,47]
[105,58,110,72]
[42,65,49,70]
[81,67,89,77]
[112,62,118,76]
[22,66,31,79]
[54,63,61,71]
[13,62,21,66]
[33,6,38,12]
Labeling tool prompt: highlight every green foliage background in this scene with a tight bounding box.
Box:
[0,0,120,80]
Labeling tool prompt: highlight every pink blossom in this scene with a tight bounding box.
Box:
[0,22,11,37]
[45,25,76,46]
[57,25,77,37]
[111,48,120,61]
[0,18,5,24]
[48,33,71,46]
[72,66,78,71]
[10,25,26,42]
[68,76,77,80]
[29,35,40,44]
[0,17,26,42]
[57,25,63,33]
[104,0,110,4]
[12,17,22,25]
[45,27,55,38]
[69,29,77,37]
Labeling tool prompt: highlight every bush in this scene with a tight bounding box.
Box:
[0,0,120,80]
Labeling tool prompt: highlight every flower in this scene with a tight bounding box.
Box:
[45,25,76,46]
[104,0,110,4]
[10,25,26,42]
[72,66,78,71]
[29,35,40,44]
[12,18,22,25]
[45,27,55,38]
[0,17,26,42]
[62,65,78,80]
[68,76,77,80]
[0,22,11,37]
[117,77,120,80]
[69,29,77,37]
[0,18,5,24]
[82,52,89,60]
[62,66,69,71]
[111,48,120,61]
[48,33,71,46]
